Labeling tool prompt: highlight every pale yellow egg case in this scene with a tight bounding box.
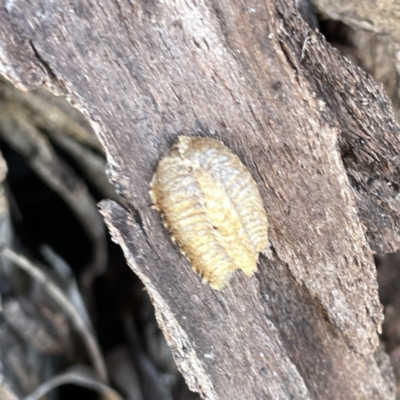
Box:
[150,136,268,289]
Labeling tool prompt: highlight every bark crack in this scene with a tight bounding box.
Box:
[29,40,65,89]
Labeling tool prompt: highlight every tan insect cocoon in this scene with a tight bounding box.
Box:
[150,135,268,290]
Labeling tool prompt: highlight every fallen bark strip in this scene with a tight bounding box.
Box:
[0,0,398,398]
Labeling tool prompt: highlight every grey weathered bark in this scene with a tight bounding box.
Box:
[1,0,399,398]
[311,0,400,129]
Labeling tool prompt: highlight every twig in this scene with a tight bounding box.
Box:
[2,248,108,383]
[0,110,107,284]
[23,366,122,400]
[124,315,174,400]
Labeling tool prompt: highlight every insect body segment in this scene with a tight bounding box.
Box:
[150,135,268,290]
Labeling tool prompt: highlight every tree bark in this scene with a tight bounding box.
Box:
[0,0,398,398]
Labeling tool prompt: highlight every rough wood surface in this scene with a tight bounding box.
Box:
[1,0,399,398]
[311,0,400,132]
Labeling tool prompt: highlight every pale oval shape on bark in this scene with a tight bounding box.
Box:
[150,135,268,289]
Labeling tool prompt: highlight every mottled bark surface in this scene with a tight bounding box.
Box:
[1,0,399,398]
[309,0,400,254]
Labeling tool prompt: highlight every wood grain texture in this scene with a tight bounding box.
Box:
[150,135,268,289]
[0,0,397,398]
[298,0,400,253]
